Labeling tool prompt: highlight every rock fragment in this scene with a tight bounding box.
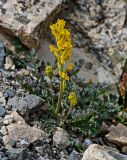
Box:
[81,144,127,160]
[106,123,127,145]
[0,96,6,107]
[0,106,6,117]
[25,94,45,110]
[68,151,80,160]
[2,111,47,148]
[8,96,28,115]
[0,43,5,68]
[7,148,27,160]
[4,56,15,70]
[53,127,70,149]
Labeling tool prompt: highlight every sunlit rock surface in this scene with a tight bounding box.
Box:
[0,0,63,48]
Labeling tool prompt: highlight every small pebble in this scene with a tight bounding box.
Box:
[0,106,6,117]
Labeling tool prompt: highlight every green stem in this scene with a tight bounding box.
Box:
[50,78,55,114]
[60,107,72,127]
[55,78,63,115]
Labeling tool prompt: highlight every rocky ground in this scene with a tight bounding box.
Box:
[0,42,127,160]
[0,42,81,160]
[0,0,127,160]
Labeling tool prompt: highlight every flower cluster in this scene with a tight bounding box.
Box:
[45,19,77,120]
[68,92,77,107]
[50,19,73,81]
[45,65,53,78]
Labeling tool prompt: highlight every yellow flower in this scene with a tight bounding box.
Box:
[66,63,74,72]
[68,92,77,107]
[50,19,65,37]
[45,65,53,78]
[61,72,69,81]
[49,45,59,60]
[50,19,72,68]
[49,19,77,115]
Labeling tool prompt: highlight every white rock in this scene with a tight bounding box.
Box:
[3,114,15,125]
[4,56,15,70]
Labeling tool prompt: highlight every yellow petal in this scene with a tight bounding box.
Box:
[66,63,74,71]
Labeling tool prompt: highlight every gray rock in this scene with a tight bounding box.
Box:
[25,94,45,110]
[0,43,5,56]
[8,139,16,147]
[83,138,93,148]
[68,151,80,160]
[1,158,8,160]
[53,127,70,149]
[35,146,45,155]
[0,106,6,117]
[0,96,6,107]
[0,151,4,159]
[8,96,28,115]
[95,0,104,4]
[0,116,4,125]
[0,58,4,68]
[0,43,5,68]
[0,69,12,78]
[20,139,30,147]
[37,157,47,160]
[4,89,15,98]
[7,148,27,160]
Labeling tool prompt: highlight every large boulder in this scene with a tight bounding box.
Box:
[0,0,63,49]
